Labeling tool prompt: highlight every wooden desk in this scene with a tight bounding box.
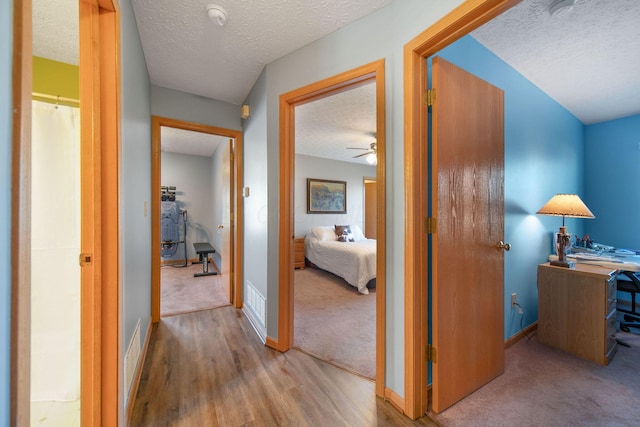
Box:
[537,263,618,365]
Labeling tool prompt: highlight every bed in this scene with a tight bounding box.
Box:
[304,225,376,294]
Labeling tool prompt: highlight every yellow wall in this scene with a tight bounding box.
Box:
[32,56,79,107]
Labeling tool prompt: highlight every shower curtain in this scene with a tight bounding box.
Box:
[30,100,81,403]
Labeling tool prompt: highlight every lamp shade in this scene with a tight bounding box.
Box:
[536,194,595,219]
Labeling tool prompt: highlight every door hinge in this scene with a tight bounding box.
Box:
[79,253,93,267]
[424,89,435,107]
[425,217,437,234]
[426,344,437,363]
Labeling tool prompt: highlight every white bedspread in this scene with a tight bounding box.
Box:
[305,235,376,294]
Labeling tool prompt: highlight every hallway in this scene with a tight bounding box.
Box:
[130,307,436,426]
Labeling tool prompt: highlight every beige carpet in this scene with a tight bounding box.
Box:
[161,264,230,317]
[293,267,375,380]
[429,330,640,426]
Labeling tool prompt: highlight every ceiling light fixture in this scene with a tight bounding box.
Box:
[548,0,576,18]
[206,4,228,26]
[366,152,377,165]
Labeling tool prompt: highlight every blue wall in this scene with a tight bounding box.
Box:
[1,0,13,422]
[437,35,586,339]
[584,114,640,249]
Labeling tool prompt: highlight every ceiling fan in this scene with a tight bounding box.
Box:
[347,141,377,159]
[347,141,377,164]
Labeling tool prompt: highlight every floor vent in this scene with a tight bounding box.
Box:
[246,280,266,326]
[124,319,141,401]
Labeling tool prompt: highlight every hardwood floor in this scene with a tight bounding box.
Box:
[130,306,437,426]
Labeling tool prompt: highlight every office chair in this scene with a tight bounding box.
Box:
[618,270,640,332]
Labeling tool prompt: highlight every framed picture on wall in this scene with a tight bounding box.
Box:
[307,178,347,214]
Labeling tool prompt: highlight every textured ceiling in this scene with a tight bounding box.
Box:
[296,82,376,165]
[32,0,640,161]
[471,0,640,124]
[161,126,228,158]
[131,0,393,105]
[33,0,78,65]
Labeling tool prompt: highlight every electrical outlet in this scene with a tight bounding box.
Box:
[511,292,517,307]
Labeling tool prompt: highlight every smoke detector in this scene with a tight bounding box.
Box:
[206,4,228,26]
[549,0,576,18]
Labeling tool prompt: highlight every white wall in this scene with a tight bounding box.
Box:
[248,0,465,395]
[121,0,152,413]
[294,154,375,237]
[161,152,214,261]
[151,85,241,130]
[242,69,269,301]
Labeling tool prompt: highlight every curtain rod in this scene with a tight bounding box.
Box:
[32,92,80,105]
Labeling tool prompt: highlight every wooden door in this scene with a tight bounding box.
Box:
[221,139,233,302]
[431,57,505,413]
[364,180,377,239]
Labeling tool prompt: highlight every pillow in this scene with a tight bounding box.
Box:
[310,226,337,241]
[335,225,355,242]
[349,224,366,241]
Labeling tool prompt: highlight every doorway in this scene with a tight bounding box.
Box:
[402,0,519,419]
[151,117,244,323]
[12,0,121,424]
[276,59,387,397]
[292,82,378,380]
[159,127,232,316]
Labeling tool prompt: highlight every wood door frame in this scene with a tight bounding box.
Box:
[151,116,244,323]
[402,0,521,419]
[11,0,121,424]
[11,0,32,423]
[275,59,387,397]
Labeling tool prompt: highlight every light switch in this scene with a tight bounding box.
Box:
[144,201,148,217]
[243,187,250,197]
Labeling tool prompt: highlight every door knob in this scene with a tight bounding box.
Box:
[218,224,224,229]
[497,241,511,251]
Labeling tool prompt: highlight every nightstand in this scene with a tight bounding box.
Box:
[294,237,305,270]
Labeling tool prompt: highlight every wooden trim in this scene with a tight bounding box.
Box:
[125,319,153,424]
[233,136,244,309]
[505,322,537,349]
[384,387,406,415]
[151,116,243,322]
[278,59,387,398]
[277,93,295,352]
[402,0,521,419]
[99,3,121,424]
[79,2,100,422]
[373,62,387,399]
[79,0,121,424]
[265,336,279,350]
[10,0,32,425]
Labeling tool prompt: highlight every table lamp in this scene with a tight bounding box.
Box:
[537,194,595,268]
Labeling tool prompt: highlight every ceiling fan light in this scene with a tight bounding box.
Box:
[366,152,377,165]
